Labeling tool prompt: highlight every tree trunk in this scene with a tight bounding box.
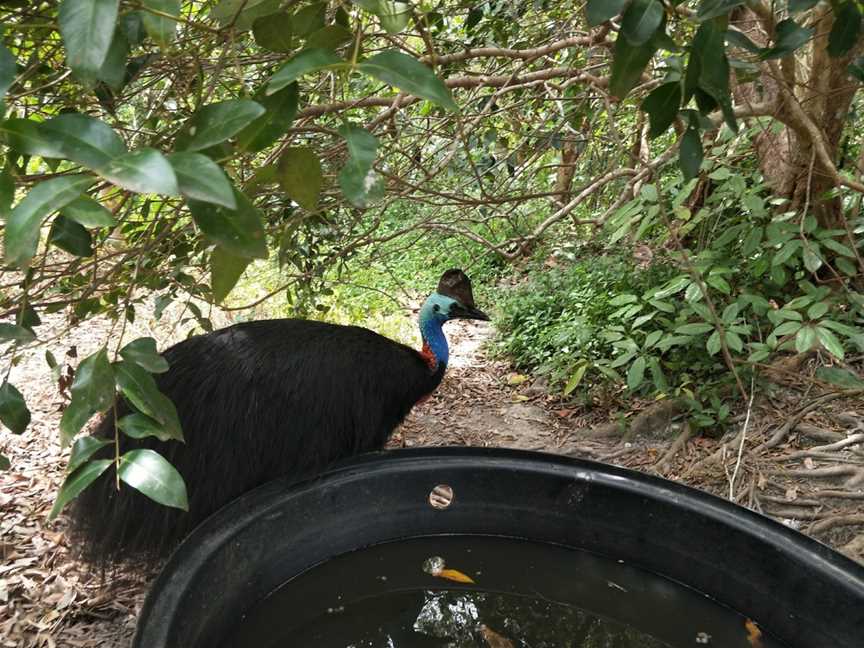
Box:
[732,6,863,228]
[553,138,579,209]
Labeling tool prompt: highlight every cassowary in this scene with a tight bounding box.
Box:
[67,269,488,570]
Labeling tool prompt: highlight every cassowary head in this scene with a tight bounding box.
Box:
[421,269,490,323]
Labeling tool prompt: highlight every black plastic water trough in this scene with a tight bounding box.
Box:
[133,447,864,648]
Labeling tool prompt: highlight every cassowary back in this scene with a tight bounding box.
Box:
[68,319,444,568]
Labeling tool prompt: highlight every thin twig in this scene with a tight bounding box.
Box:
[729,377,756,500]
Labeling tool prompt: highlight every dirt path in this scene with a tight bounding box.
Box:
[2,318,863,647]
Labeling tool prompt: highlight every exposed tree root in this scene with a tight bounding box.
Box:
[782,433,864,460]
[811,514,864,533]
[652,421,695,475]
[769,465,864,488]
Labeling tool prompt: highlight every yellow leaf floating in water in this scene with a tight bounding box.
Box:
[745,619,764,648]
[480,624,514,648]
[436,568,475,584]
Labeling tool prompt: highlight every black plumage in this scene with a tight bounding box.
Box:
[67,270,487,570]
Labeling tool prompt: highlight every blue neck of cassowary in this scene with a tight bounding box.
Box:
[420,314,449,369]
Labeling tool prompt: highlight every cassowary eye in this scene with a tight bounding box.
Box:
[433,305,440,312]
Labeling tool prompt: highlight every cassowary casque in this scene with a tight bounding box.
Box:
[67,269,488,569]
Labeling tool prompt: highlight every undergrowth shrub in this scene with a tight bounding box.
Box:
[494,160,864,431]
[494,256,677,387]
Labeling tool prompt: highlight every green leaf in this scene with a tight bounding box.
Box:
[67,436,112,474]
[820,320,860,337]
[775,308,804,321]
[849,56,864,82]
[706,274,731,294]
[252,12,293,52]
[622,0,664,45]
[795,326,817,353]
[728,330,744,353]
[117,412,174,441]
[0,41,16,112]
[644,330,663,348]
[807,301,829,320]
[610,350,637,368]
[338,124,384,208]
[16,305,39,333]
[697,0,744,21]
[96,29,128,90]
[293,1,326,35]
[725,28,762,53]
[816,366,864,389]
[586,0,628,26]
[721,302,740,324]
[1,119,66,158]
[609,33,658,99]
[649,299,676,313]
[211,0,281,31]
[653,276,690,300]
[178,100,266,151]
[691,19,738,132]
[49,459,112,519]
[803,245,823,272]
[120,337,169,373]
[815,327,844,360]
[99,148,180,195]
[773,321,803,336]
[837,257,858,275]
[40,113,127,170]
[563,363,588,396]
[118,449,188,510]
[741,226,764,255]
[141,0,179,47]
[121,11,147,45]
[277,147,323,211]
[748,348,772,363]
[353,0,410,34]
[828,2,861,57]
[49,214,93,257]
[58,0,120,80]
[114,361,183,439]
[0,167,13,221]
[236,83,299,153]
[821,237,856,258]
[676,322,714,335]
[627,356,647,391]
[189,191,268,259]
[679,128,703,180]
[266,48,344,95]
[632,312,655,328]
[610,294,638,306]
[788,0,819,12]
[760,19,813,60]
[358,50,457,111]
[706,330,721,355]
[0,382,29,434]
[60,196,116,228]
[4,175,94,269]
[772,239,802,265]
[59,348,115,444]
[0,323,36,343]
[168,152,236,208]
[306,25,353,50]
[211,246,251,303]
[642,82,682,137]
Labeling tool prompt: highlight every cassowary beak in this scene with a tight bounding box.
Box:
[451,304,490,321]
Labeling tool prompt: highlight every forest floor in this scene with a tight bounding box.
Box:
[1,317,863,647]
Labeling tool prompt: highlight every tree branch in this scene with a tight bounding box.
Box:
[296,68,601,119]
